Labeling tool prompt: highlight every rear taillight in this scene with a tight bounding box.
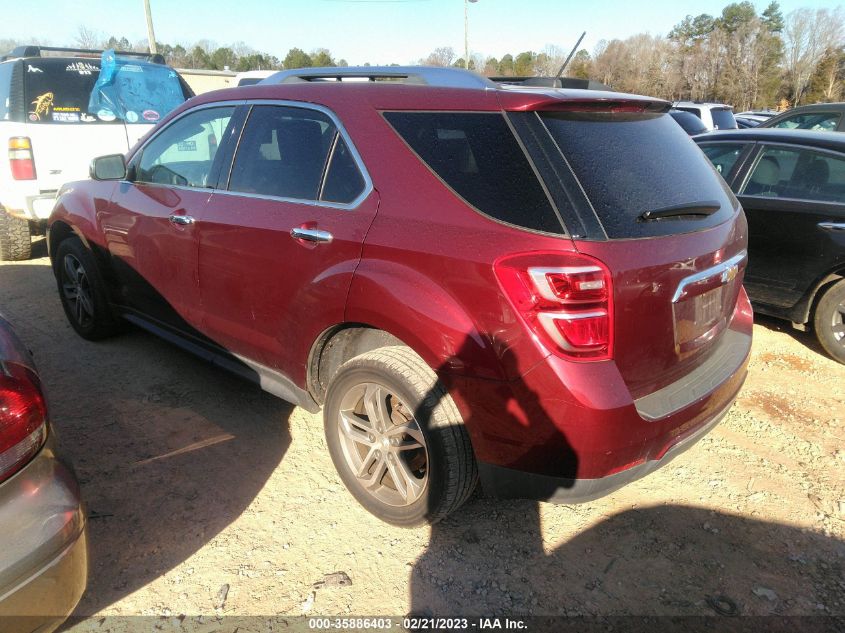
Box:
[8,137,36,180]
[494,252,614,361]
[0,362,48,482]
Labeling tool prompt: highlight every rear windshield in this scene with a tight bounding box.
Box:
[23,56,189,124]
[711,107,737,130]
[670,110,709,136]
[539,111,736,239]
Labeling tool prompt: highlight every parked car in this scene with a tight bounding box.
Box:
[48,66,752,525]
[735,110,777,123]
[735,116,761,128]
[673,101,738,130]
[0,45,193,261]
[669,108,709,135]
[0,313,87,629]
[759,102,845,133]
[695,128,845,363]
[234,70,276,87]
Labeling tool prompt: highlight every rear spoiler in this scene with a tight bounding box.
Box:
[0,45,165,64]
[492,76,612,91]
[498,91,671,114]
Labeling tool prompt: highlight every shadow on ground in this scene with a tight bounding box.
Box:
[0,259,292,615]
[411,501,845,621]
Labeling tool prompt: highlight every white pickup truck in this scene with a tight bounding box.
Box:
[0,46,193,260]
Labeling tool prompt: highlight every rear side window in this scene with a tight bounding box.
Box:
[539,111,736,239]
[0,62,12,121]
[321,136,366,204]
[384,112,563,234]
[711,108,737,130]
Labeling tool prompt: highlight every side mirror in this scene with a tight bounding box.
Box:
[90,154,127,181]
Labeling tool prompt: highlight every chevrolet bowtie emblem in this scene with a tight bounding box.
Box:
[720,264,738,283]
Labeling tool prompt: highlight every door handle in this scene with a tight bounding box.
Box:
[169,214,196,226]
[818,222,845,232]
[290,228,333,243]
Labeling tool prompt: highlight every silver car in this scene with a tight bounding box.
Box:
[0,314,86,632]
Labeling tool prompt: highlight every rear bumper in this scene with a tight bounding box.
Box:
[2,193,57,222]
[0,433,87,632]
[447,289,753,501]
[478,397,733,502]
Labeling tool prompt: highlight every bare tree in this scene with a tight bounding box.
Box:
[784,7,845,105]
[75,25,101,49]
[420,47,456,67]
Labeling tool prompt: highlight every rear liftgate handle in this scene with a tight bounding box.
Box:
[290,227,333,244]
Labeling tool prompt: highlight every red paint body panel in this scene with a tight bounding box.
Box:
[48,79,751,497]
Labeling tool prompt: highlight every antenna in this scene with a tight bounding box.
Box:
[555,31,586,79]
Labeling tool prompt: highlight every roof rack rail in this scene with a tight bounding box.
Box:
[262,66,497,90]
[0,45,165,65]
[492,76,611,91]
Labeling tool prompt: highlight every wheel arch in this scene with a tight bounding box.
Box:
[791,265,845,325]
[307,323,408,405]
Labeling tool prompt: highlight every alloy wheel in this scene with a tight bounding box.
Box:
[336,382,429,507]
[61,253,95,328]
[831,299,845,347]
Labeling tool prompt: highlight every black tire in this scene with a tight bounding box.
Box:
[324,345,477,526]
[54,237,121,340]
[0,209,32,261]
[813,279,845,364]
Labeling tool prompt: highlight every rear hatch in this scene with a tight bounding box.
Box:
[21,56,187,190]
[503,97,746,398]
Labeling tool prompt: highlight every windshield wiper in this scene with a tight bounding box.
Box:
[639,200,721,222]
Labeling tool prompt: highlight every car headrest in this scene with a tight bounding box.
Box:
[751,156,780,186]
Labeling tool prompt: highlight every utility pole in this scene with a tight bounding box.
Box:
[143,0,158,54]
[464,0,477,69]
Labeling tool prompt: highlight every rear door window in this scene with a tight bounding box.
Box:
[384,112,564,234]
[711,108,737,130]
[739,145,845,204]
[538,111,736,239]
[228,105,336,201]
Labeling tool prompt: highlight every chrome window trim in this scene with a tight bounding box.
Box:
[124,98,373,212]
[221,99,373,211]
[671,251,747,304]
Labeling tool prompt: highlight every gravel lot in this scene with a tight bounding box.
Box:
[1,240,844,626]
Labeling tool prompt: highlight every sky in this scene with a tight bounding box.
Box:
[2,0,842,65]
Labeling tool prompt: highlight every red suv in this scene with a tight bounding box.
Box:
[48,67,752,525]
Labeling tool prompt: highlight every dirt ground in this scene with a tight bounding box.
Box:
[1,240,843,627]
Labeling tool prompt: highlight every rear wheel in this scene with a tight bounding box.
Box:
[54,237,121,340]
[0,210,32,261]
[813,280,845,364]
[323,346,477,526]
